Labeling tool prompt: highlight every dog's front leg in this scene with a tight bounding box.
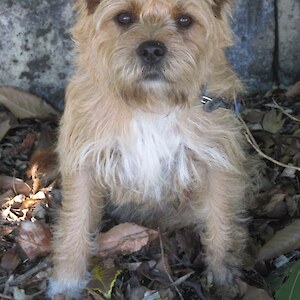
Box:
[193,171,248,298]
[48,170,103,299]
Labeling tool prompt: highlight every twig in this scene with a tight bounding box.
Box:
[0,293,14,300]
[158,233,184,300]
[12,171,17,196]
[171,271,195,286]
[10,258,51,286]
[238,116,300,172]
[27,288,47,300]
[272,99,300,123]
[2,275,13,297]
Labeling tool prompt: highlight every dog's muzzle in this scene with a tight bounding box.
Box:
[137,40,167,65]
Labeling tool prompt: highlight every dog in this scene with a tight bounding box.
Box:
[48,0,256,298]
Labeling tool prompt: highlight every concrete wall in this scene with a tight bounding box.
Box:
[0,0,299,110]
[277,0,300,86]
[0,0,74,111]
[228,0,276,93]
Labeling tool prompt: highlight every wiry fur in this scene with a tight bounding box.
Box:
[48,0,256,299]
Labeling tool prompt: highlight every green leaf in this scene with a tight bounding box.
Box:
[87,263,121,300]
[272,260,300,300]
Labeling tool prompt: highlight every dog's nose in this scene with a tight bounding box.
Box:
[137,40,167,64]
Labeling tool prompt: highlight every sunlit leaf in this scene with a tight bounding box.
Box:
[242,285,273,300]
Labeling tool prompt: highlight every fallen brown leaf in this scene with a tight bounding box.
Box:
[0,189,15,206]
[286,81,300,98]
[16,221,52,260]
[0,111,12,142]
[0,225,13,236]
[0,250,21,271]
[262,109,285,134]
[27,123,58,185]
[0,87,59,120]
[0,175,31,196]
[258,219,300,261]
[16,132,36,153]
[97,223,159,257]
[242,285,273,300]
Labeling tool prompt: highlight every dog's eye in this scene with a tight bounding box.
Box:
[115,12,133,26]
[176,15,194,28]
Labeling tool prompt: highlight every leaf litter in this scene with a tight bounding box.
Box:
[0,84,300,299]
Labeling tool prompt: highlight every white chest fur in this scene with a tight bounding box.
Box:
[79,108,231,203]
[101,110,192,201]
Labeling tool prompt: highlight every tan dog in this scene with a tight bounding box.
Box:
[48,0,256,298]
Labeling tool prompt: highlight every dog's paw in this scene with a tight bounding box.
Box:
[202,267,241,299]
[213,282,240,300]
[47,278,87,300]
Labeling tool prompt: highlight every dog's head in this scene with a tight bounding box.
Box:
[74,0,235,105]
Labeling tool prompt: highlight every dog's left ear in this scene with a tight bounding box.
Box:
[85,0,101,15]
[212,0,233,18]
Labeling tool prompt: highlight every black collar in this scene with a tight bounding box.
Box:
[201,94,242,117]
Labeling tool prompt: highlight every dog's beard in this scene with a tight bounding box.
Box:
[141,66,165,81]
[108,59,199,108]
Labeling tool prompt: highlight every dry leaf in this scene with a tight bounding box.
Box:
[27,123,58,182]
[286,81,300,98]
[258,220,300,261]
[0,112,12,141]
[242,285,273,300]
[0,190,15,206]
[0,226,13,236]
[262,109,285,134]
[0,87,59,119]
[281,166,296,178]
[27,148,58,179]
[16,221,52,260]
[0,250,21,271]
[242,109,265,123]
[13,287,27,300]
[16,132,36,153]
[0,175,31,195]
[97,223,159,257]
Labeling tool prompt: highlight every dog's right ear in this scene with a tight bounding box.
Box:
[212,0,234,18]
[85,0,101,15]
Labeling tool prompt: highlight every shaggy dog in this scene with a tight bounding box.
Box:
[48,0,256,298]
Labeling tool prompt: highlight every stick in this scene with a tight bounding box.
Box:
[0,293,14,300]
[10,258,50,286]
[238,116,300,172]
[158,233,184,300]
[272,100,300,123]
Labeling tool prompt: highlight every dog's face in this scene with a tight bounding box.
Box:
[76,0,233,105]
